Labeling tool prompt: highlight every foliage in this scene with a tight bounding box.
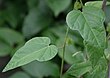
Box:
[0,0,110,78]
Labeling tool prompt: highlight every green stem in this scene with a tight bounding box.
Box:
[60,27,69,78]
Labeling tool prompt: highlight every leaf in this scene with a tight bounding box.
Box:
[0,40,12,56]
[22,1,52,38]
[85,1,110,8]
[0,28,24,56]
[9,72,30,78]
[66,61,92,77]
[3,37,58,72]
[0,28,24,46]
[66,6,106,66]
[45,0,71,16]
[22,61,59,78]
[84,58,107,78]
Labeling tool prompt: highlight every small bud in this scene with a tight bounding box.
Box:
[74,1,82,10]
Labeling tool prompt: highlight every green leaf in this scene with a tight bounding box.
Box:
[85,1,110,8]
[9,72,30,78]
[0,28,24,46]
[66,6,106,66]
[22,61,59,78]
[84,58,107,78]
[45,0,71,16]
[0,40,12,56]
[66,61,92,77]
[3,37,58,72]
[0,28,24,56]
[22,1,52,38]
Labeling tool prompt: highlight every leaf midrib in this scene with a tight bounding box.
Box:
[14,46,49,64]
[82,12,102,48]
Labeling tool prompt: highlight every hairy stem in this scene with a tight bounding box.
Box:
[60,27,69,78]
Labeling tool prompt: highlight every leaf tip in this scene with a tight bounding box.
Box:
[2,67,8,72]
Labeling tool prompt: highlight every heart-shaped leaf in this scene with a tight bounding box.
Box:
[3,37,58,72]
[66,6,106,66]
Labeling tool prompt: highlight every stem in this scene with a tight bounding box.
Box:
[79,0,83,7]
[102,0,107,11]
[60,27,69,78]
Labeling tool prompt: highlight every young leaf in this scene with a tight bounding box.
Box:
[66,6,106,66]
[3,37,58,72]
[45,0,71,16]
